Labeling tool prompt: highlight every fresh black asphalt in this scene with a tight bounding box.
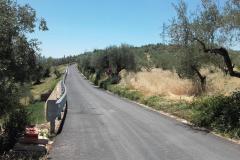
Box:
[49,65,240,160]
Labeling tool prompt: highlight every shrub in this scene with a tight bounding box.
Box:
[1,108,30,153]
[54,68,61,79]
[0,82,19,117]
[127,91,143,101]
[99,79,112,89]
[191,92,240,138]
[43,67,51,78]
[143,96,162,107]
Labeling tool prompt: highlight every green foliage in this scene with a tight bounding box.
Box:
[99,78,112,90]
[32,64,45,84]
[0,81,19,117]
[0,0,48,153]
[108,85,193,120]
[0,0,47,83]
[43,67,51,78]
[169,0,240,82]
[1,108,30,153]
[143,96,163,107]
[27,102,45,124]
[108,85,144,101]
[78,44,137,85]
[191,92,240,138]
[54,68,61,79]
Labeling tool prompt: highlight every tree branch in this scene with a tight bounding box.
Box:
[194,38,240,78]
[191,65,206,82]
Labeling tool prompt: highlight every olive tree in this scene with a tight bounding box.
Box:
[169,0,240,93]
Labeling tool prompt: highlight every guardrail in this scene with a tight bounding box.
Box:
[46,68,68,134]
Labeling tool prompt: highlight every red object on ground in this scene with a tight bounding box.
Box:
[25,126,39,139]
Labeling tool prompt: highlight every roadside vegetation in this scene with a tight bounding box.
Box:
[0,0,67,156]
[77,0,240,139]
[25,65,67,125]
[1,0,240,158]
[0,0,49,154]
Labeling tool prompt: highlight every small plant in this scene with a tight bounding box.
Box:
[143,96,162,108]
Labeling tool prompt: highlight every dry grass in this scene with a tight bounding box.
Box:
[202,68,240,96]
[19,64,67,106]
[120,67,240,101]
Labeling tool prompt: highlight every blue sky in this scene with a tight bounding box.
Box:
[17,0,216,58]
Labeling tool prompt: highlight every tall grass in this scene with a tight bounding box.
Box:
[120,68,197,99]
[120,68,240,100]
[27,102,46,124]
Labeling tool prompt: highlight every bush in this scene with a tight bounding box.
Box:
[0,108,30,153]
[126,91,143,101]
[99,79,112,89]
[143,96,162,107]
[107,85,143,101]
[0,82,19,117]
[99,75,123,89]
[43,67,51,78]
[54,68,61,79]
[191,92,240,138]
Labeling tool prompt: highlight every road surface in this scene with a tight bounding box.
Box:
[49,65,240,160]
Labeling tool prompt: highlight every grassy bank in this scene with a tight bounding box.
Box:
[107,85,194,121]
[26,64,67,124]
[27,102,46,124]
[31,65,67,101]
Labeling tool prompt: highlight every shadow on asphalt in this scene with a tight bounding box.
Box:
[177,122,210,134]
[57,101,68,135]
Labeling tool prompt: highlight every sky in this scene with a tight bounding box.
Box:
[17,0,220,58]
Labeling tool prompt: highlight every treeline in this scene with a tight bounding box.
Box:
[53,55,78,66]
[77,0,240,92]
[77,44,182,87]
[78,45,138,85]
[77,42,240,89]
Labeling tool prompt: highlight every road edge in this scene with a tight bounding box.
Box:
[78,70,240,145]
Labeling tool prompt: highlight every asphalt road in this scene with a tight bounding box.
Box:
[49,65,240,160]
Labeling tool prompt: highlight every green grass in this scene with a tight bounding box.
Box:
[27,102,46,124]
[108,84,193,121]
[108,85,144,101]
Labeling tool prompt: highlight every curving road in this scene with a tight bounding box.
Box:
[49,65,240,160]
